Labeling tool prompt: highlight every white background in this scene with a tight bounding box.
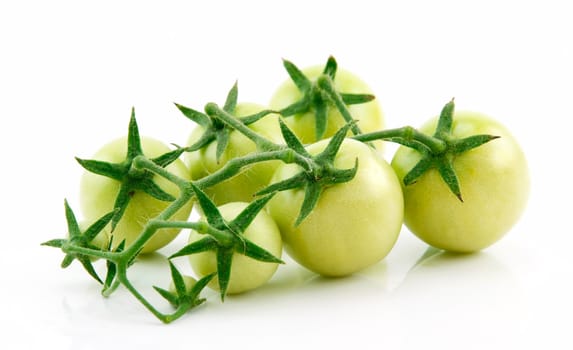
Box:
[1,0,571,349]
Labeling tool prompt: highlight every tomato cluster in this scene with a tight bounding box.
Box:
[43,56,529,323]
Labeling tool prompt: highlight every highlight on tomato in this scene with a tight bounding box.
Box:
[185,201,283,295]
[391,110,529,252]
[269,56,384,145]
[267,137,404,277]
[77,110,193,254]
[183,102,282,205]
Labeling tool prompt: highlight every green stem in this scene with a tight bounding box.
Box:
[150,219,235,247]
[194,148,312,189]
[119,155,195,257]
[316,75,363,136]
[62,244,120,262]
[113,257,198,323]
[117,265,169,323]
[132,155,190,190]
[121,151,289,259]
[163,304,193,324]
[96,129,324,322]
[119,142,317,261]
[102,279,121,297]
[352,126,447,154]
[202,103,324,175]
[204,102,281,152]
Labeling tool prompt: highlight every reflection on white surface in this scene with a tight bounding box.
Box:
[8,206,572,350]
[30,232,532,350]
[390,247,526,349]
[12,180,571,350]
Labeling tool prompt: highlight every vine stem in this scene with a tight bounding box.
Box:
[102,279,121,297]
[317,73,449,155]
[111,156,195,258]
[124,147,312,259]
[195,148,310,188]
[62,107,450,311]
[93,147,306,268]
[59,108,357,322]
[105,260,197,323]
[150,219,235,247]
[62,244,120,262]
[352,126,448,154]
[316,75,363,136]
[204,102,279,152]
[163,304,194,324]
[116,263,170,322]
[202,103,319,172]
[132,155,190,190]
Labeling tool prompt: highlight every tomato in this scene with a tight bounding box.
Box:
[185,103,283,206]
[269,64,383,145]
[267,138,403,277]
[79,136,193,253]
[187,202,283,294]
[391,111,529,252]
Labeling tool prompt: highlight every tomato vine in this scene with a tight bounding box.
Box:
[42,56,513,323]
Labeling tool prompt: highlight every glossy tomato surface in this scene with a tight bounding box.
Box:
[188,202,283,294]
[267,138,403,277]
[391,111,530,252]
[80,136,192,253]
[269,65,383,145]
[186,103,282,205]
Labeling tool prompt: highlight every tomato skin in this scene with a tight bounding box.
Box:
[391,112,530,252]
[185,103,282,206]
[188,202,283,294]
[267,138,403,277]
[269,65,383,145]
[79,137,193,253]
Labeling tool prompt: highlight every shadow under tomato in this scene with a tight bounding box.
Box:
[220,255,393,306]
[393,244,524,312]
[380,244,529,348]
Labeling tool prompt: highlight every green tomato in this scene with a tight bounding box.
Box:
[267,138,403,277]
[188,202,283,294]
[186,103,283,206]
[391,111,530,252]
[269,65,383,145]
[80,136,193,254]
